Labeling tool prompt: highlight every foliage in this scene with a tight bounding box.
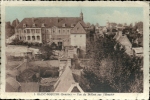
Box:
[39,44,55,60]
[83,34,143,92]
[5,22,15,39]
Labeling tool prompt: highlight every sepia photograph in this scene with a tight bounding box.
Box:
[1,1,149,99]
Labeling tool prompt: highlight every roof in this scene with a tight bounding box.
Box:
[6,77,21,92]
[16,17,87,28]
[6,69,20,78]
[20,82,39,92]
[40,77,57,86]
[71,22,86,34]
[113,31,122,40]
[117,35,132,47]
[54,65,76,92]
[132,47,143,54]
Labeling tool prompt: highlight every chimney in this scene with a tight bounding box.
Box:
[15,19,19,27]
[32,17,34,23]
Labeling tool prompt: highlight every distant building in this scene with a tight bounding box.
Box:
[54,59,84,92]
[14,12,87,51]
[114,31,133,55]
[132,47,143,57]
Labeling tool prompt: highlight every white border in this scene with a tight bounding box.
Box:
[1,1,149,99]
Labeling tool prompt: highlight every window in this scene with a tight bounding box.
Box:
[53,29,55,33]
[68,30,69,33]
[41,23,45,27]
[37,36,40,40]
[62,23,66,27]
[32,36,35,40]
[24,36,26,40]
[77,27,79,30]
[23,24,26,28]
[46,30,49,33]
[24,30,26,33]
[59,30,61,33]
[27,29,30,33]
[31,29,35,33]
[71,24,75,27]
[32,23,36,27]
[36,29,40,33]
[80,35,82,37]
[20,37,21,40]
[74,35,76,37]
[27,36,30,40]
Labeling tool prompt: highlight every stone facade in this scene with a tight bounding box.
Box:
[15,12,87,50]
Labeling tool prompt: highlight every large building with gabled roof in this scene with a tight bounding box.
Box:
[14,12,87,51]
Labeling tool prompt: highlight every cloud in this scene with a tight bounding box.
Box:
[94,10,143,25]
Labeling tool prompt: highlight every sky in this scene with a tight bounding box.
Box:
[5,6,143,26]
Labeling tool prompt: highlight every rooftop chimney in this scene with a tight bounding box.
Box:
[32,17,34,23]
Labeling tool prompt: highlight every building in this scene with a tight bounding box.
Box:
[132,47,143,57]
[114,31,133,55]
[6,76,21,92]
[54,59,84,92]
[14,12,87,51]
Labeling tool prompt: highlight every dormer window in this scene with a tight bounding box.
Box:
[23,24,26,28]
[62,23,66,27]
[32,23,36,27]
[41,23,45,27]
[71,24,75,27]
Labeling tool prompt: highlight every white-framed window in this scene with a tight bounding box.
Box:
[62,23,66,27]
[71,24,75,27]
[23,24,26,28]
[27,29,30,33]
[32,36,35,40]
[36,29,40,33]
[32,23,36,27]
[41,23,45,27]
[31,29,35,33]
[27,36,30,40]
[37,36,40,40]
[24,30,26,33]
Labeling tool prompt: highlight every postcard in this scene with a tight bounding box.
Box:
[0,1,149,99]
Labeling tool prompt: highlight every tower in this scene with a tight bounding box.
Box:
[80,11,83,20]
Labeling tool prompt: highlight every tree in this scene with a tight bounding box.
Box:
[130,23,133,28]
[82,34,143,92]
[12,19,19,28]
[5,22,15,39]
[39,44,54,60]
